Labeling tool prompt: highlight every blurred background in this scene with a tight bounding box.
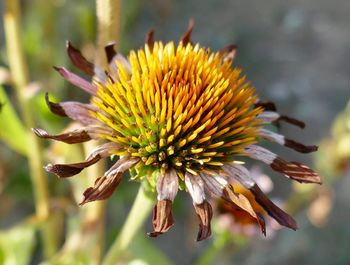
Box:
[0,0,349,264]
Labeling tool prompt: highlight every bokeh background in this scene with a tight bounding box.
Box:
[0,0,349,265]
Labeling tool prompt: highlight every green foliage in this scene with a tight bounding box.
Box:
[0,86,27,155]
[0,224,36,265]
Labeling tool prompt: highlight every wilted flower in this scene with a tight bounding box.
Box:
[33,23,321,241]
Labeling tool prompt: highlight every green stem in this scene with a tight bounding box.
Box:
[102,186,154,265]
[3,0,57,257]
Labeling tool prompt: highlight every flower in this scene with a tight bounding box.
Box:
[33,23,321,241]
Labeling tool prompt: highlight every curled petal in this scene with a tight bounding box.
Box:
[80,157,139,204]
[222,185,266,235]
[45,93,99,125]
[148,200,174,237]
[53,66,97,96]
[180,19,194,45]
[157,169,179,201]
[219,44,238,62]
[45,155,100,178]
[45,142,121,178]
[244,145,322,184]
[185,173,205,205]
[194,200,213,241]
[260,129,318,153]
[32,127,91,144]
[145,30,155,50]
[250,184,298,230]
[66,41,94,75]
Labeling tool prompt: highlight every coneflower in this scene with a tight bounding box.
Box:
[33,23,321,241]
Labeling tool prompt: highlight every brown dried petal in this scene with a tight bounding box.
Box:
[66,41,95,75]
[180,19,194,45]
[145,30,155,50]
[271,158,322,184]
[194,200,213,241]
[45,93,99,125]
[284,138,318,154]
[104,42,117,63]
[250,184,298,230]
[278,115,305,129]
[219,44,238,62]
[32,127,91,144]
[148,200,174,237]
[79,157,139,204]
[222,185,266,235]
[45,154,101,178]
[53,66,97,96]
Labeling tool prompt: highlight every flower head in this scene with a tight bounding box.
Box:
[34,23,321,241]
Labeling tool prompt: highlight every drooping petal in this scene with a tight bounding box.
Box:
[200,172,228,197]
[149,170,179,237]
[244,145,322,184]
[80,157,139,204]
[222,185,266,235]
[185,173,205,205]
[157,169,179,201]
[45,93,100,125]
[148,200,174,238]
[180,19,194,45]
[66,41,94,75]
[224,164,297,230]
[194,200,213,241]
[53,66,97,96]
[45,142,121,178]
[259,128,318,153]
[250,184,298,230]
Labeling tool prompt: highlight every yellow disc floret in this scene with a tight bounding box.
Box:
[91,41,263,179]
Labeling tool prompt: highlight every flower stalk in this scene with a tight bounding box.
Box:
[102,186,154,265]
[3,0,57,257]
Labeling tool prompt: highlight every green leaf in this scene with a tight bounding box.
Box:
[0,224,37,265]
[0,86,27,155]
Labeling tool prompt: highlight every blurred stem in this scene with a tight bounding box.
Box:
[96,0,121,66]
[82,142,107,265]
[3,0,57,258]
[102,186,154,265]
[195,235,230,265]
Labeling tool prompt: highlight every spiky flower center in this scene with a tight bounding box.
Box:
[91,41,262,181]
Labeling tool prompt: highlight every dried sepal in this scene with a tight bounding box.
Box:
[148,199,174,237]
[194,200,213,241]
